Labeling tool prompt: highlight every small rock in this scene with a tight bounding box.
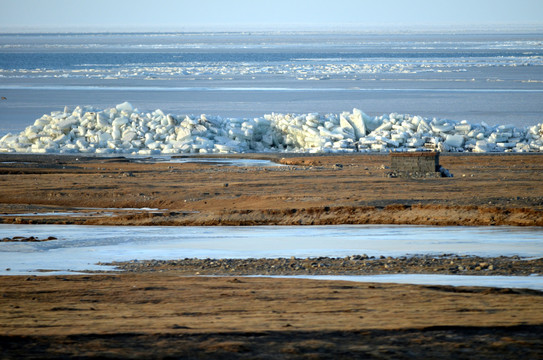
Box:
[172,324,191,329]
[227,278,243,283]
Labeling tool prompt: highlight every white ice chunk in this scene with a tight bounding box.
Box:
[431,123,455,134]
[56,117,79,132]
[112,116,129,127]
[347,108,367,139]
[122,130,137,143]
[116,102,134,113]
[339,113,355,139]
[444,134,465,148]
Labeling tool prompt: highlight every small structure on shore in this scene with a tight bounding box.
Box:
[389,151,452,178]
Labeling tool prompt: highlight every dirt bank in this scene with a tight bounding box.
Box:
[1,153,542,226]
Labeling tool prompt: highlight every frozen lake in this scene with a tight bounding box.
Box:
[1,224,542,289]
[1,31,542,136]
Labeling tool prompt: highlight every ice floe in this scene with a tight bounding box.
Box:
[0,102,542,154]
[2,55,542,81]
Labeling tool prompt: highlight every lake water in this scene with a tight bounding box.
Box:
[1,224,542,289]
[1,31,542,136]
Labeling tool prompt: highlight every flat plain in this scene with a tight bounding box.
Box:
[1,274,542,359]
[0,153,542,226]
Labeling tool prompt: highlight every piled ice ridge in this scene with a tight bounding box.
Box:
[1,102,542,154]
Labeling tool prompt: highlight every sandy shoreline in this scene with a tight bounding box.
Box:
[1,153,542,226]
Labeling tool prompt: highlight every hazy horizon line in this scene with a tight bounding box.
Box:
[2,22,543,34]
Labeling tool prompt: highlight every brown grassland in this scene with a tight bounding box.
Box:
[0,153,542,358]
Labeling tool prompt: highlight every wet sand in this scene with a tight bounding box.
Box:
[1,274,542,359]
[0,153,542,226]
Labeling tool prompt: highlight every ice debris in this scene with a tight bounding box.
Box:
[1,102,542,154]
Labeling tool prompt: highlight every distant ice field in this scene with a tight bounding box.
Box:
[0,31,542,135]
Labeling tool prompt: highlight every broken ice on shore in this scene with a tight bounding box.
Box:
[0,102,542,154]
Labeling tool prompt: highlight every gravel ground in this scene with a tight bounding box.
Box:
[107,255,543,277]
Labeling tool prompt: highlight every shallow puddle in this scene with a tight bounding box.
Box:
[0,207,167,218]
[254,274,543,291]
[133,156,283,167]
